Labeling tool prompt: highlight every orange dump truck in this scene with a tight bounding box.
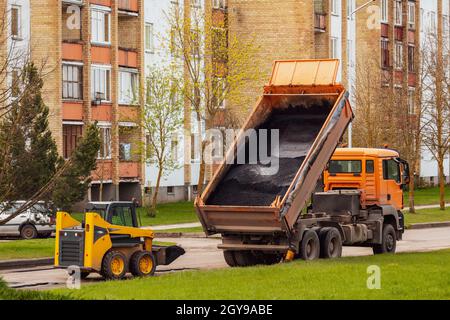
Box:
[195,59,410,266]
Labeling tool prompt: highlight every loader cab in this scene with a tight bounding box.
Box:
[324,148,410,210]
[85,202,139,228]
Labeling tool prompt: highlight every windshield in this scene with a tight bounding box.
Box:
[86,208,107,219]
[329,160,362,174]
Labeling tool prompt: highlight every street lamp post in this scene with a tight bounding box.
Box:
[346,0,376,148]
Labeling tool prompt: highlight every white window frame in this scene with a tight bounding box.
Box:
[10,5,22,40]
[394,0,402,26]
[62,62,83,100]
[98,125,112,160]
[330,0,339,16]
[330,37,338,59]
[212,0,226,10]
[381,0,388,23]
[91,65,112,102]
[118,68,139,105]
[191,0,201,8]
[408,88,415,115]
[145,22,154,53]
[91,6,111,45]
[394,41,403,70]
[408,1,415,28]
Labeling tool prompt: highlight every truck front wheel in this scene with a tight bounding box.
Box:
[373,224,397,255]
[300,230,320,260]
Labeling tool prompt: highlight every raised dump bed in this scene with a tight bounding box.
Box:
[195,59,354,237]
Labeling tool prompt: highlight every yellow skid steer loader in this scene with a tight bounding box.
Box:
[54,202,185,280]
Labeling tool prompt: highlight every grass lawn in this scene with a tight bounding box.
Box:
[53,249,450,300]
[0,279,70,300]
[405,186,449,206]
[0,238,54,260]
[0,238,175,261]
[71,201,197,227]
[155,226,203,234]
[404,207,450,227]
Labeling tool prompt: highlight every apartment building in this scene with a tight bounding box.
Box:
[2,0,145,204]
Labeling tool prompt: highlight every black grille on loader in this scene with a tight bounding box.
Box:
[59,230,85,267]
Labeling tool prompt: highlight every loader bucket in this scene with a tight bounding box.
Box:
[152,245,185,266]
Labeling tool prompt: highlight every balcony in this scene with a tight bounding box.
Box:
[314,13,326,32]
[119,162,140,179]
[118,0,139,14]
[119,48,138,68]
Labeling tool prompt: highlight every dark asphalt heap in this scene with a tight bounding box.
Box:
[207,101,331,206]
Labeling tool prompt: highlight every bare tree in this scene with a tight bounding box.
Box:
[165,2,261,195]
[421,32,450,211]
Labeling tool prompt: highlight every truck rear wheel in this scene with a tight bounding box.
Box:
[373,224,397,255]
[223,251,238,267]
[319,228,342,259]
[233,251,256,267]
[101,250,128,280]
[300,230,320,260]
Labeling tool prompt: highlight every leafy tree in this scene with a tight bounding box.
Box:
[51,124,101,211]
[142,66,183,217]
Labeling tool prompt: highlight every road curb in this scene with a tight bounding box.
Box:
[155,232,220,239]
[0,257,53,271]
[407,221,450,230]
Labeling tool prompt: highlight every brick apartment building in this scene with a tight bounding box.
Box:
[2,0,145,204]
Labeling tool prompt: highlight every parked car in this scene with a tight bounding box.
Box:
[0,202,56,239]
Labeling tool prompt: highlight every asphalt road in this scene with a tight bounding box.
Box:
[1,227,450,291]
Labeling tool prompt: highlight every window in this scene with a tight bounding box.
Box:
[212,0,226,9]
[330,0,338,15]
[11,69,20,98]
[63,124,83,159]
[408,2,415,27]
[111,206,134,227]
[212,77,226,109]
[119,143,132,161]
[119,70,138,104]
[171,138,178,161]
[192,185,198,194]
[98,126,112,159]
[381,0,388,23]
[11,5,21,39]
[408,45,415,72]
[191,28,200,57]
[381,38,390,69]
[145,23,154,52]
[62,64,83,100]
[328,160,362,174]
[394,41,403,70]
[91,8,110,44]
[395,0,402,26]
[383,159,400,183]
[191,134,198,161]
[408,88,415,114]
[347,0,355,20]
[91,66,111,102]
[429,12,436,32]
[330,37,338,59]
[366,160,375,174]
[167,186,175,195]
[191,0,201,8]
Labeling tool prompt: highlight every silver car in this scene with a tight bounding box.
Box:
[0,202,56,239]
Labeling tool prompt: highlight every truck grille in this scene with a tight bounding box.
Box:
[59,230,85,267]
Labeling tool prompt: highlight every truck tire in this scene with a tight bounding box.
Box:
[233,251,256,267]
[101,250,128,280]
[20,224,38,240]
[223,251,238,267]
[130,251,156,277]
[319,228,342,259]
[300,230,320,260]
[373,224,397,255]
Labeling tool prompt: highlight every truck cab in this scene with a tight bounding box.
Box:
[324,148,410,210]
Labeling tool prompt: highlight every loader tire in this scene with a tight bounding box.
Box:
[130,251,156,277]
[101,250,128,280]
[373,224,396,255]
[319,227,342,259]
[80,271,90,280]
[299,230,320,260]
[223,251,238,267]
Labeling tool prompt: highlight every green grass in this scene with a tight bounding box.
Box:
[404,207,450,227]
[0,279,71,300]
[53,249,450,300]
[405,186,450,206]
[0,239,175,261]
[155,226,203,234]
[0,239,54,260]
[72,201,197,227]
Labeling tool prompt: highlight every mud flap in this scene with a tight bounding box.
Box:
[152,245,185,266]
